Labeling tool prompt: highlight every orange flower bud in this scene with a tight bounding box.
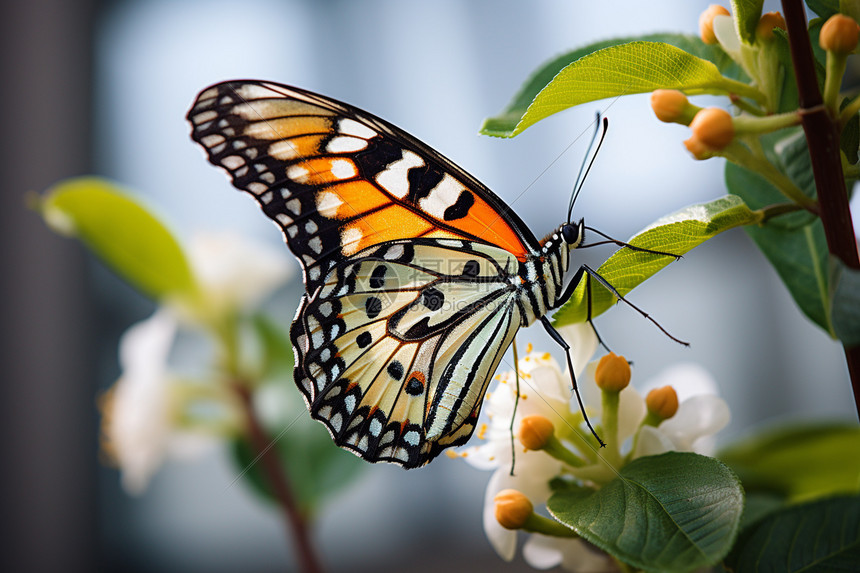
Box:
[756,12,787,41]
[519,415,554,450]
[820,14,860,54]
[646,386,679,420]
[494,489,533,530]
[683,135,712,160]
[689,107,735,150]
[699,5,730,45]
[651,89,690,123]
[595,352,631,392]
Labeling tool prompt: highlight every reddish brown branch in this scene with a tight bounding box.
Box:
[234,383,324,573]
[781,0,860,416]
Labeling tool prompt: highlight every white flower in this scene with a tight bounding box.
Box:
[102,310,181,494]
[178,231,294,322]
[102,231,294,494]
[633,363,731,458]
[460,323,731,571]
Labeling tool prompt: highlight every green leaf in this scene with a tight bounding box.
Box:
[806,0,840,19]
[482,41,758,138]
[39,177,197,301]
[231,380,364,514]
[740,491,786,531]
[725,495,860,571]
[719,422,860,502]
[482,34,742,138]
[553,195,761,326]
[725,161,833,334]
[548,452,743,571]
[830,257,860,346]
[732,0,765,44]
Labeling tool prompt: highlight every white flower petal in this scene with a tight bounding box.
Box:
[108,310,178,494]
[617,386,646,441]
[714,14,741,57]
[522,534,564,569]
[186,231,293,317]
[659,394,731,452]
[632,425,674,458]
[557,322,599,375]
[641,362,718,403]
[483,469,519,561]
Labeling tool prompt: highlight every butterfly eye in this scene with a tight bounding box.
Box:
[561,223,580,245]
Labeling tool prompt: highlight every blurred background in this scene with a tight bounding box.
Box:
[2,1,856,571]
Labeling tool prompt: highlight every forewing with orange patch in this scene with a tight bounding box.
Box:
[187,80,540,292]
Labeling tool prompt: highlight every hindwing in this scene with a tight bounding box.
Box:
[290,239,523,468]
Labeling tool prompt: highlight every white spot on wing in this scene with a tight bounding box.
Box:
[317,191,343,218]
[327,136,368,153]
[375,150,425,199]
[404,430,420,446]
[339,118,377,139]
[384,244,405,260]
[221,155,245,170]
[330,159,357,179]
[420,173,463,219]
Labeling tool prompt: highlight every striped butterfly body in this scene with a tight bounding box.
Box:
[188,80,584,468]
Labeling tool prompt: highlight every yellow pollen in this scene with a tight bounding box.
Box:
[542,352,551,361]
[526,343,534,353]
[478,423,488,440]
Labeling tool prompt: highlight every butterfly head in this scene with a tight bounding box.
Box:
[561,219,585,249]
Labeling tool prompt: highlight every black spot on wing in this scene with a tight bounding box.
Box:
[443,190,475,221]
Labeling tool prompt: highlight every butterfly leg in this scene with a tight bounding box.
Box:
[540,316,606,448]
[561,265,689,347]
[580,226,683,260]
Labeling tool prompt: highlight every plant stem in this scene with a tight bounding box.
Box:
[781,0,860,418]
[233,383,325,573]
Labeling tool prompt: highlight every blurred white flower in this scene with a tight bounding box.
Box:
[102,231,294,494]
[178,231,294,323]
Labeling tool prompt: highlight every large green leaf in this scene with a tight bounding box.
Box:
[831,257,860,346]
[724,162,832,334]
[548,452,743,571]
[553,195,761,326]
[719,422,860,502]
[483,41,760,137]
[725,495,860,571]
[39,177,197,301]
[482,34,741,138]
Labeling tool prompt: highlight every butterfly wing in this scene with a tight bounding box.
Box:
[292,239,523,468]
[187,80,540,467]
[187,80,540,292]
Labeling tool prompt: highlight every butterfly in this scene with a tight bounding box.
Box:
[188,80,623,469]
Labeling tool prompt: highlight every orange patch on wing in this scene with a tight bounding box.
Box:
[244,115,331,140]
[267,134,325,160]
[289,157,358,185]
[343,205,462,254]
[443,194,528,260]
[317,180,391,220]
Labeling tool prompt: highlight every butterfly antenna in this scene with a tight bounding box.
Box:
[567,114,610,223]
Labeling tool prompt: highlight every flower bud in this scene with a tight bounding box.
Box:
[683,135,712,160]
[820,14,860,54]
[646,386,679,420]
[699,5,730,45]
[519,415,555,450]
[595,352,631,392]
[689,107,735,150]
[494,489,533,530]
[651,89,689,123]
[756,12,787,42]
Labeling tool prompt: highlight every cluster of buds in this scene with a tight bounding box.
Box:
[657,6,859,160]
